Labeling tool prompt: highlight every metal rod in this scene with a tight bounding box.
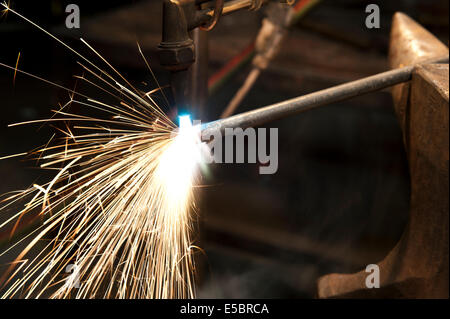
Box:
[201,55,449,137]
[221,68,261,118]
[193,1,290,31]
[205,0,265,17]
[191,28,209,117]
[201,0,224,31]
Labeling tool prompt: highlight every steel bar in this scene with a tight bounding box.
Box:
[200,0,292,24]
[205,0,262,16]
[221,68,261,118]
[201,55,449,137]
[201,0,224,31]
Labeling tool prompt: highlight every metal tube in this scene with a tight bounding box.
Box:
[191,28,209,117]
[205,0,265,17]
[201,55,448,137]
[200,0,224,30]
[221,68,261,118]
[193,0,290,30]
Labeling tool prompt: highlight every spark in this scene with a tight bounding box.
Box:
[13,51,20,86]
[0,152,27,160]
[0,6,203,299]
[0,1,10,18]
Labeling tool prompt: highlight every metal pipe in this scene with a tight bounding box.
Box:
[221,68,261,118]
[195,0,292,29]
[191,28,209,117]
[201,55,449,137]
[159,0,196,111]
[205,0,264,17]
[201,0,224,30]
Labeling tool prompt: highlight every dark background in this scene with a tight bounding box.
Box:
[0,0,448,298]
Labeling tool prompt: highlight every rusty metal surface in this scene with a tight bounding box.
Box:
[389,12,449,137]
[317,13,449,298]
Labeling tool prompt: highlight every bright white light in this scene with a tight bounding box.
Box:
[178,115,192,133]
[156,115,201,214]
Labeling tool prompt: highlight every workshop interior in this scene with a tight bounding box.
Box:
[0,0,448,299]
